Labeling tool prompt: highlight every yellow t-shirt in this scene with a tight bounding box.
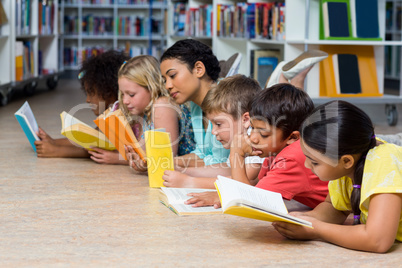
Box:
[328,143,402,241]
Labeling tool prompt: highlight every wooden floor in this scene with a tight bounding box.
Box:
[0,79,401,266]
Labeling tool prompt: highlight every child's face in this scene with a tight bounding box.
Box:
[207,112,244,149]
[160,59,200,105]
[248,119,289,157]
[300,139,350,182]
[85,92,108,116]
[118,77,151,116]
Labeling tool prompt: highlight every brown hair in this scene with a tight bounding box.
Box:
[201,74,261,120]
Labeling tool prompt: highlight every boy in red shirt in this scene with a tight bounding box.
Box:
[187,83,328,208]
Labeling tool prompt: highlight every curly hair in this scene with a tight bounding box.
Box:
[160,39,220,82]
[79,50,130,103]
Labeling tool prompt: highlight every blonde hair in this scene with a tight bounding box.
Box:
[201,74,261,120]
[118,55,170,124]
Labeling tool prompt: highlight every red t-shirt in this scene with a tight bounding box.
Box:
[256,140,328,208]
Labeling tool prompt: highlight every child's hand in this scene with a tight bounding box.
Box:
[88,147,122,164]
[230,133,258,157]
[185,191,221,208]
[272,215,320,240]
[162,170,195,188]
[37,127,55,144]
[34,140,59,157]
[125,145,147,172]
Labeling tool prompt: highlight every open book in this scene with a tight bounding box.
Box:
[214,176,313,228]
[159,187,222,216]
[94,108,145,161]
[60,111,116,151]
[145,129,174,188]
[14,101,40,152]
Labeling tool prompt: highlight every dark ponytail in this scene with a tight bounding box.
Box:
[301,100,376,225]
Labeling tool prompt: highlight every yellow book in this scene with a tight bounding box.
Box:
[60,111,115,151]
[159,188,222,215]
[145,130,174,188]
[214,176,313,228]
[15,41,24,81]
[94,108,145,161]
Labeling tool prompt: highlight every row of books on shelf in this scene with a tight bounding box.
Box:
[16,0,32,35]
[65,0,164,5]
[64,15,162,36]
[320,0,381,40]
[386,2,402,31]
[172,3,213,37]
[116,16,163,36]
[384,46,400,77]
[63,44,164,67]
[39,0,56,35]
[15,41,34,81]
[217,2,285,40]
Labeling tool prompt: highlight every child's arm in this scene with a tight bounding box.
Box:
[180,163,231,177]
[37,127,75,146]
[153,97,180,156]
[88,148,128,165]
[273,193,402,253]
[162,170,218,189]
[229,133,261,185]
[174,153,205,168]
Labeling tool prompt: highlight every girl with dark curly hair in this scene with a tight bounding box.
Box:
[34,50,130,163]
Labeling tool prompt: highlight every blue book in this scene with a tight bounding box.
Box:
[323,1,350,38]
[355,0,379,38]
[257,57,278,88]
[14,101,40,152]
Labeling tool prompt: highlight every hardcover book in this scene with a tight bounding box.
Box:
[60,111,116,151]
[94,108,145,161]
[215,176,313,228]
[14,101,40,152]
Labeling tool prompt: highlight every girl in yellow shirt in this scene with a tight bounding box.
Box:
[273,100,402,253]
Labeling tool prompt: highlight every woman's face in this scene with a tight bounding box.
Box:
[118,77,151,116]
[160,59,201,105]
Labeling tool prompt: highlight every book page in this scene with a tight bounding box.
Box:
[16,101,39,140]
[61,111,91,129]
[160,188,222,213]
[161,188,216,204]
[216,175,287,214]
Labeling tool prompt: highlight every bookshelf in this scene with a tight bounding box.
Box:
[166,0,402,125]
[60,0,168,71]
[166,0,213,47]
[0,0,59,106]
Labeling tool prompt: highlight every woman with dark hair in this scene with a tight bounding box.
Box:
[159,39,229,171]
[34,50,130,163]
[273,100,402,253]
